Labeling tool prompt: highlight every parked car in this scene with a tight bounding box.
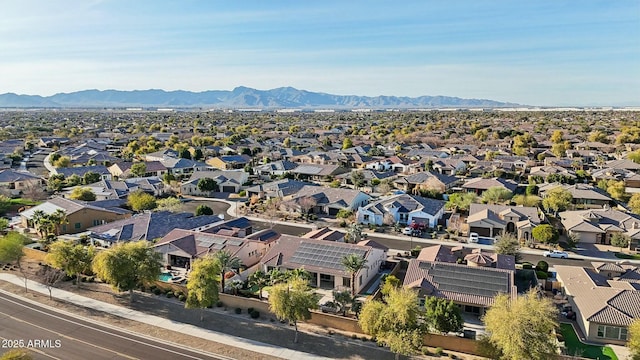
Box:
[543,250,569,259]
[402,227,421,236]
[468,232,479,243]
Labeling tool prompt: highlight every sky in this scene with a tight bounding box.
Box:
[1,0,639,106]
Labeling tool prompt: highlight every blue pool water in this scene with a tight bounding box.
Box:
[159,272,172,282]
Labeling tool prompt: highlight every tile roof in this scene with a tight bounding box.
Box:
[88,211,222,242]
[556,265,640,327]
[404,259,516,307]
[462,177,518,192]
[260,235,374,277]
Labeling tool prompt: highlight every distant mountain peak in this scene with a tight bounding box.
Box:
[0,87,520,108]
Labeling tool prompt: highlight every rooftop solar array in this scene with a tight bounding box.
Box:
[418,262,510,298]
[226,239,244,247]
[289,241,367,270]
[195,235,226,248]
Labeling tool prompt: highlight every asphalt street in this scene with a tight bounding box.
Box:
[248,218,614,267]
[0,292,227,360]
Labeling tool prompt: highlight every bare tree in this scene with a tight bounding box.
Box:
[36,265,65,300]
[264,198,282,229]
[298,196,317,220]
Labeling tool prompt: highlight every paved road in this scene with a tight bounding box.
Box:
[248,218,614,268]
[0,292,227,360]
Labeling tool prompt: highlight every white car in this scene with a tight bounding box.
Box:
[468,232,479,243]
[543,250,569,259]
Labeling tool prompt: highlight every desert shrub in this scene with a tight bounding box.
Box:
[166,292,174,298]
[435,347,444,356]
[216,300,224,307]
[234,307,242,314]
[250,310,260,319]
[153,288,162,295]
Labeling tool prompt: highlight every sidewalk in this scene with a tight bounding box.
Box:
[0,273,330,360]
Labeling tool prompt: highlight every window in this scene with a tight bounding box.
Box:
[597,325,627,340]
[363,214,370,221]
[343,277,350,287]
[74,222,81,229]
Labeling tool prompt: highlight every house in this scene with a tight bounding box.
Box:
[606,159,640,172]
[591,168,640,193]
[108,161,168,179]
[528,166,577,183]
[302,227,346,242]
[258,235,386,293]
[392,171,460,193]
[555,264,640,345]
[53,165,112,181]
[336,169,397,188]
[404,245,516,316]
[153,229,275,272]
[206,155,252,170]
[539,183,613,209]
[432,158,466,175]
[559,208,640,247]
[144,149,179,162]
[38,137,70,148]
[466,204,541,240]
[160,157,209,179]
[285,185,371,216]
[462,177,518,195]
[253,160,298,178]
[245,179,316,200]
[357,194,446,228]
[0,169,45,197]
[20,197,131,235]
[180,170,248,195]
[290,164,349,181]
[61,178,165,200]
[87,211,224,246]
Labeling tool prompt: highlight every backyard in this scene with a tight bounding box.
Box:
[560,323,618,360]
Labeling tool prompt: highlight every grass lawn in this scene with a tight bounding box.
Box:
[9,198,41,206]
[615,252,640,260]
[560,323,618,360]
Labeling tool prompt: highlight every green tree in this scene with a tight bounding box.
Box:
[588,130,608,143]
[345,223,367,244]
[446,192,477,212]
[130,162,147,178]
[341,254,368,296]
[155,197,183,212]
[46,241,95,287]
[629,319,640,360]
[69,187,97,201]
[248,270,270,300]
[380,274,401,295]
[350,171,365,189]
[550,130,564,144]
[195,204,213,216]
[127,190,157,212]
[342,137,353,150]
[629,193,640,215]
[82,171,101,185]
[332,289,353,316]
[47,173,65,191]
[0,350,33,360]
[52,156,71,168]
[494,232,522,262]
[484,290,558,360]
[268,278,319,343]
[0,195,12,215]
[532,224,559,245]
[212,250,240,293]
[197,178,218,193]
[611,232,631,251]
[482,186,513,204]
[424,296,464,334]
[359,287,425,359]
[542,186,573,215]
[0,232,26,291]
[185,255,221,321]
[92,241,162,303]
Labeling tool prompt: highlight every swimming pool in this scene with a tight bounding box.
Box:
[159,272,173,282]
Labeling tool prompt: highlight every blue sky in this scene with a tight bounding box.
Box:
[1,0,639,106]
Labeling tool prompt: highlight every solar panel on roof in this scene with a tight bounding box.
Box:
[417,261,510,298]
[289,242,367,270]
[225,239,244,246]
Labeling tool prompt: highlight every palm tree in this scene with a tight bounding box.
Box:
[286,268,311,282]
[30,210,47,238]
[49,209,67,236]
[341,254,368,297]
[213,250,240,293]
[268,268,286,285]
[248,270,270,300]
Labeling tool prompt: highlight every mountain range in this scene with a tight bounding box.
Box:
[0,87,519,109]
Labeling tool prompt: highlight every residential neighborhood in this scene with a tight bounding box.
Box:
[1,108,640,360]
